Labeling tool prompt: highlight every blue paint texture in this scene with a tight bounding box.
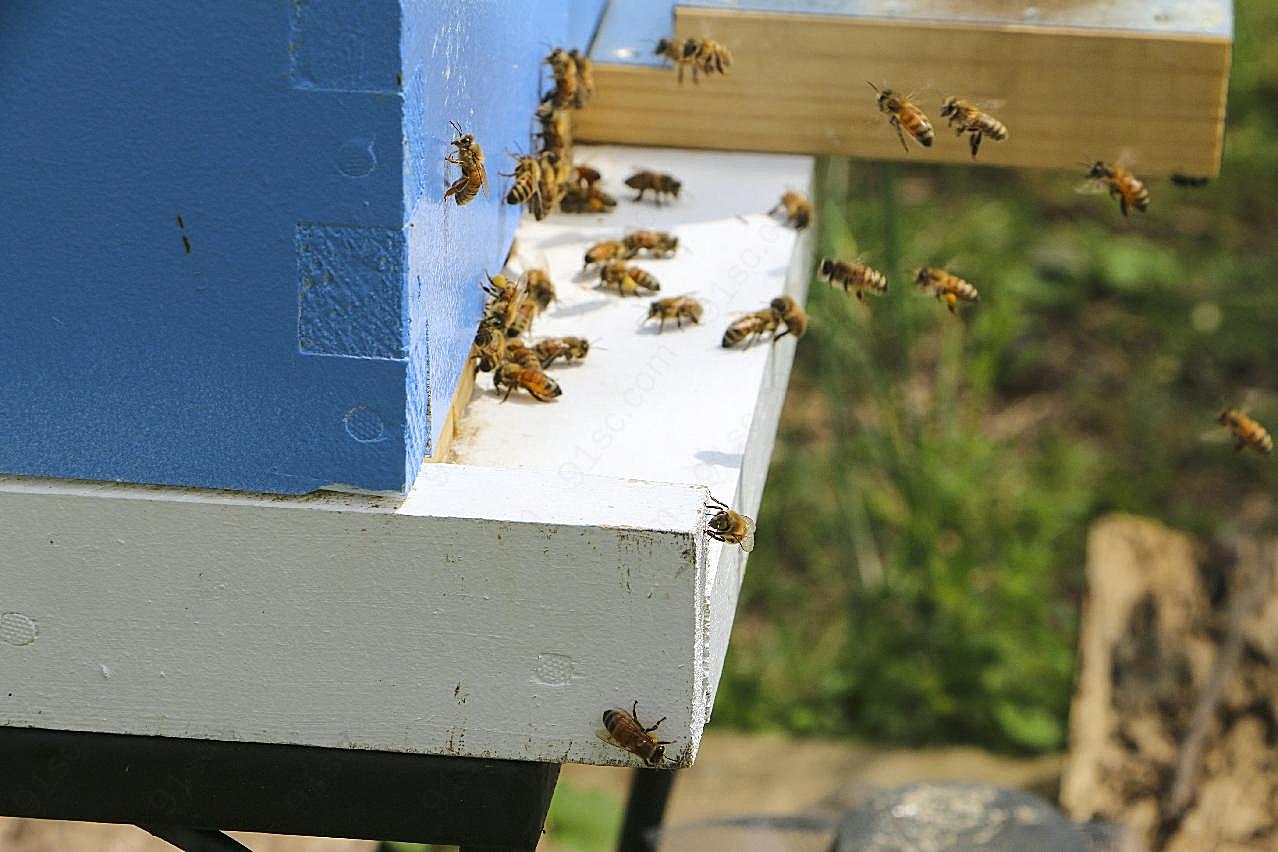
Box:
[0,0,605,494]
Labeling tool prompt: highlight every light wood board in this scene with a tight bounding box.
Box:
[0,145,813,769]
[576,5,1231,175]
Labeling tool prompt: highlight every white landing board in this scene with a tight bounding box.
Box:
[0,146,813,769]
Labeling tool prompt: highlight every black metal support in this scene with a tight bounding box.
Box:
[0,726,559,850]
[140,825,254,852]
[616,769,678,852]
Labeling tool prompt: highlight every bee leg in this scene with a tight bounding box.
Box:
[658,317,667,333]
[891,118,910,153]
[855,290,863,302]
[645,716,667,734]
[500,384,516,403]
[969,132,981,159]
[1120,196,1129,217]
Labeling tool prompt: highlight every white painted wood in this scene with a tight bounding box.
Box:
[0,145,814,768]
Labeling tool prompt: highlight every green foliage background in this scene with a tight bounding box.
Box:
[713,0,1278,752]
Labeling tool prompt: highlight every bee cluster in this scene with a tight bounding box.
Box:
[449,33,1267,768]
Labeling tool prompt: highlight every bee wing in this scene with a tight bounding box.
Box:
[740,515,757,553]
[1074,178,1110,196]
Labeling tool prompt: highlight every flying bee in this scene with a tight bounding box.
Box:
[623,230,679,257]
[625,171,681,205]
[501,153,542,212]
[560,185,618,213]
[1219,408,1273,455]
[535,102,572,153]
[938,97,1008,159]
[770,294,808,341]
[601,703,673,767]
[543,48,579,109]
[654,37,698,84]
[644,295,703,332]
[770,191,813,229]
[867,82,934,151]
[1082,160,1150,217]
[573,165,602,188]
[533,336,590,367]
[704,495,756,552]
[583,239,634,269]
[443,120,488,205]
[599,261,660,296]
[471,326,507,372]
[819,258,888,302]
[914,267,979,314]
[685,38,732,80]
[524,268,556,311]
[569,48,594,108]
[721,309,780,349]
[494,361,562,402]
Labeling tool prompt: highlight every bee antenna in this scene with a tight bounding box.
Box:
[865,80,880,93]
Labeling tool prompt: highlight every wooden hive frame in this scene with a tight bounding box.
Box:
[576,2,1233,175]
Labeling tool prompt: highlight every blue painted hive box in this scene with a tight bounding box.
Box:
[0,0,602,494]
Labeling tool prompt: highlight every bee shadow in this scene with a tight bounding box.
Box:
[548,298,612,319]
[694,450,744,468]
[635,321,701,337]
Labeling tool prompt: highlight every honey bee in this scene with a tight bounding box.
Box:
[1219,408,1273,455]
[569,49,594,108]
[560,185,618,214]
[770,191,812,230]
[625,171,682,205]
[704,495,756,552]
[534,336,590,367]
[543,48,578,109]
[481,273,522,330]
[770,295,808,341]
[502,153,542,210]
[535,102,573,154]
[443,120,488,205]
[685,38,732,81]
[573,165,602,188]
[623,230,679,258]
[583,240,633,269]
[599,261,660,296]
[502,339,543,369]
[494,361,562,402]
[654,37,698,84]
[471,326,507,372]
[534,150,566,220]
[507,295,539,338]
[819,258,888,302]
[524,268,556,311]
[721,309,780,349]
[914,267,979,314]
[868,83,934,152]
[1084,161,1150,217]
[602,702,673,767]
[655,37,731,84]
[644,295,703,332]
[938,97,1008,159]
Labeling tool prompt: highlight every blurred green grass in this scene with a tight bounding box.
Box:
[714,0,1278,752]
